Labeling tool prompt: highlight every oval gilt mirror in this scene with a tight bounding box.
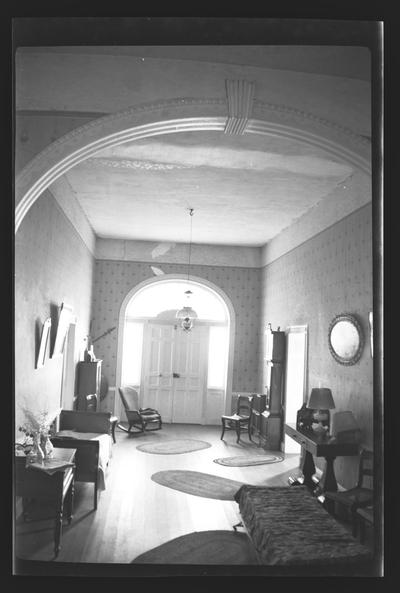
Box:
[328,313,364,365]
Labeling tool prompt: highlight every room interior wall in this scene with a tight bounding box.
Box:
[15,189,95,433]
[259,203,373,489]
[91,259,262,413]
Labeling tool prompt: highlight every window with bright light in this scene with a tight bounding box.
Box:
[126,280,227,321]
[207,325,228,389]
[121,321,144,385]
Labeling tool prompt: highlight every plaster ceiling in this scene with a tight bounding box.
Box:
[64,130,354,246]
[27,44,369,247]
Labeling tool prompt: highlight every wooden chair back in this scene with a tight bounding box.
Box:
[236,394,254,418]
[357,449,373,489]
[118,386,140,412]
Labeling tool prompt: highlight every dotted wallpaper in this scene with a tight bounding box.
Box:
[259,204,373,489]
[15,190,94,429]
[92,261,262,395]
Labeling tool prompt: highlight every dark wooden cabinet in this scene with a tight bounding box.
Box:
[75,360,102,412]
[264,325,286,363]
[250,393,267,440]
[261,327,286,450]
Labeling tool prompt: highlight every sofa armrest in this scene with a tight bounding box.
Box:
[59,410,112,434]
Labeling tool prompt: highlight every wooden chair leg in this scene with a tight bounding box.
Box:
[94,480,98,510]
[54,500,63,558]
[235,422,241,443]
[220,419,226,440]
[351,510,358,537]
[358,516,365,543]
[67,480,75,525]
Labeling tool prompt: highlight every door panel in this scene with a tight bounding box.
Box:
[171,326,208,424]
[142,324,175,422]
[142,323,208,424]
[283,326,308,453]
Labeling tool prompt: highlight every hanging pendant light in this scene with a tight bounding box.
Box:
[176,208,197,331]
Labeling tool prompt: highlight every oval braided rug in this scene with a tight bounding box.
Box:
[213,454,284,467]
[151,470,245,500]
[136,439,211,455]
[132,530,258,564]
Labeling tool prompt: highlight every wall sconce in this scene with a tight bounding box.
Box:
[307,387,335,434]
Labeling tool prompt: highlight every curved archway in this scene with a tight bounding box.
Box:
[15,98,371,232]
[115,274,236,422]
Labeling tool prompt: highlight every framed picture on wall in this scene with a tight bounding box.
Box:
[36,317,51,369]
[52,302,74,357]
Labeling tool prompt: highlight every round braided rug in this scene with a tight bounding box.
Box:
[151,470,244,499]
[213,454,284,467]
[136,439,211,455]
[132,530,258,564]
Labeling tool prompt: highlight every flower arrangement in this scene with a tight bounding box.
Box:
[17,407,59,459]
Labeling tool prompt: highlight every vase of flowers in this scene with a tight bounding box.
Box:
[33,434,45,464]
[41,434,54,458]
[18,407,57,462]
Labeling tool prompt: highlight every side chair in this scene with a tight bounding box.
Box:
[324,448,373,536]
[220,394,254,443]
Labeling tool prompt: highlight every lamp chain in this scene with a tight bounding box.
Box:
[187,208,194,283]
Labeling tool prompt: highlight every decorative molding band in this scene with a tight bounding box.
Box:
[17,98,226,177]
[15,97,371,233]
[84,157,195,171]
[253,99,371,147]
[95,238,262,268]
[224,80,255,135]
[246,120,371,175]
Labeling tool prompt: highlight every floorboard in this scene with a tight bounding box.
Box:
[14,423,301,565]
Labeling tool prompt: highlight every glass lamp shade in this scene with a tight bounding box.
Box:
[307,388,335,410]
[176,306,198,320]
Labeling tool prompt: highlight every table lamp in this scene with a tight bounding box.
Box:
[307,387,335,433]
[330,410,361,443]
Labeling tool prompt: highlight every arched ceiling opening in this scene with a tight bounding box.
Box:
[15,44,372,248]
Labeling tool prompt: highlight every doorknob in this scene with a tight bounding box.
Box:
[173,372,180,378]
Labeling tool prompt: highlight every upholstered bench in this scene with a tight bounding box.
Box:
[234,485,373,575]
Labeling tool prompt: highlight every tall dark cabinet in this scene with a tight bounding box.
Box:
[75,360,102,412]
[262,325,286,450]
[250,393,268,441]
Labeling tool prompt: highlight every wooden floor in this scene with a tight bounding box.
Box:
[14,423,301,565]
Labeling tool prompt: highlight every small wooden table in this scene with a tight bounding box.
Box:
[284,423,359,492]
[15,447,76,557]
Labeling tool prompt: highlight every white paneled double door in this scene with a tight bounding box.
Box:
[141,323,209,424]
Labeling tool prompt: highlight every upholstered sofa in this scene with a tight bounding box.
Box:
[51,410,113,510]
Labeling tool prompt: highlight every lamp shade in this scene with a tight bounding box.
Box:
[331,411,358,435]
[176,306,198,320]
[307,388,335,410]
